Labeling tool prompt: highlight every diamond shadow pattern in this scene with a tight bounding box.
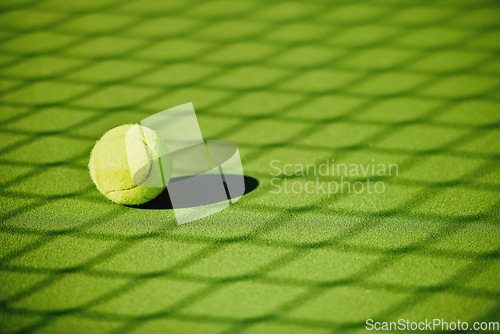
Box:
[0,0,499,333]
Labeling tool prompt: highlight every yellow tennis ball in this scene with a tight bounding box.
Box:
[89,124,171,205]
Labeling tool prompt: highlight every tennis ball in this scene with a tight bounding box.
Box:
[89,124,172,205]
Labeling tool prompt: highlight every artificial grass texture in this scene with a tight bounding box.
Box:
[1,0,500,333]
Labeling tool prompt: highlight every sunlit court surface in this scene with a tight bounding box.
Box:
[0,0,499,333]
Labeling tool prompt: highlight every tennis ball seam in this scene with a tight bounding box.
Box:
[101,135,154,194]
[105,186,141,195]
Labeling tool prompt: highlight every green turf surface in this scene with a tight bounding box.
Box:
[1,0,500,333]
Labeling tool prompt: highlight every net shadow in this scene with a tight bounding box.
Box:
[0,0,499,333]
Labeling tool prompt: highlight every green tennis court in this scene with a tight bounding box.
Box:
[1,0,499,333]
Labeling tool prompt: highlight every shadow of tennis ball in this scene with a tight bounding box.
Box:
[129,175,259,210]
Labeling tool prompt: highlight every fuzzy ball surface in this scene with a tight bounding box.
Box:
[89,124,171,205]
